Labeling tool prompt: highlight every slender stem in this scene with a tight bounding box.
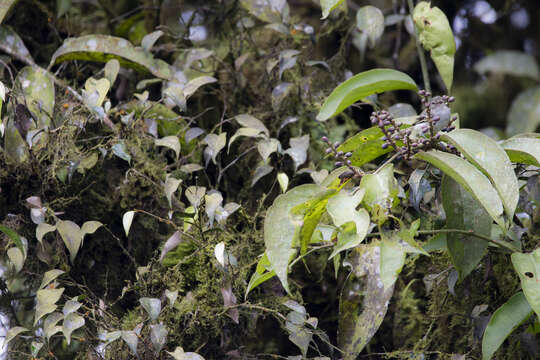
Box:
[407,0,431,93]
[367,228,519,252]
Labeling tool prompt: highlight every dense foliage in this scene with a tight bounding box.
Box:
[1,0,540,359]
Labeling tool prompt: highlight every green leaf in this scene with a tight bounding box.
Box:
[63,313,85,345]
[140,297,162,321]
[482,292,533,360]
[505,86,540,137]
[0,25,34,65]
[4,118,29,164]
[500,136,540,166]
[0,224,24,252]
[49,35,172,79]
[164,175,182,208]
[316,69,418,121]
[359,163,399,223]
[39,269,65,289]
[7,247,24,273]
[379,234,406,289]
[511,248,540,318]
[414,150,504,228]
[245,253,276,299]
[104,59,120,86]
[413,2,456,90]
[240,0,290,23]
[155,136,181,160]
[327,188,370,259]
[167,347,205,360]
[36,223,56,244]
[442,176,491,281]
[15,66,55,129]
[3,326,29,346]
[355,6,384,47]
[112,142,131,164]
[56,0,72,18]
[474,50,539,80]
[442,129,519,219]
[265,184,326,294]
[35,287,64,325]
[0,0,18,24]
[83,77,109,108]
[123,211,135,237]
[339,243,394,359]
[320,0,345,19]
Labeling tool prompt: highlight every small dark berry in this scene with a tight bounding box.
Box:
[333,142,340,148]
[432,116,440,122]
[337,151,344,156]
[448,96,455,103]
[382,136,388,141]
[325,148,332,154]
[382,143,389,149]
[346,160,352,165]
[345,152,353,158]
[388,126,395,132]
[321,136,329,142]
[335,161,343,167]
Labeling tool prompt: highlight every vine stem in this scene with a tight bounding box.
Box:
[367,228,519,252]
[407,0,431,93]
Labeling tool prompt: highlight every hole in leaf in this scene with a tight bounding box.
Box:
[524,272,534,278]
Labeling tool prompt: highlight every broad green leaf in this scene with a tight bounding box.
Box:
[56,220,83,263]
[183,76,217,98]
[44,312,63,341]
[500,136,540,166]
[320,0,345,19]
[482,292,533,360]
[156,136,181,160]
[4,119,29,164]
[49,35,172,79]
[229,127,264,150]
[0,0,18,24]
[112,142,131,164]
[81,221,102,237]
[257,138,280,163]
[413,2,456,90]
[7,247,24,272]
[3,326,29,346]
[35,287,64,325]
[284,135,309,170]
[356,6,384,47]
[474,50,539,80]
[62,298,81,316]
[379,234,406,289]
[359,163,399,223]
[245,254,276,299]
[511,248,540,318]
[0,25,34,65]
[265,184,326,294]
[203,133,226,165]
[317,69,417,121]
[414,150,504,228]
[15,66,55,129]
[327,189,370,259]
[140,297,162,321]
[123,211,135,237]
[40,269,65,289]
[141,30,163,52]
[62,313,84,345]
[235,114,269,136]
[185,186,206,208]
[442,176,491,281]
[506,86,540,137]
[240,0,289,23]
[442,129,519,218]
[337,126,390,166]
[339,243,394,359]
[0,224,24,253]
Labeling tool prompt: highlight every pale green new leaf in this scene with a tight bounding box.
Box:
[379,234,406,289]
[36,223,56,244]
[413,2,456,90]
[104,59,120,86]
[167,347,205,360]
[49,35,171,79]
[511,248,540,318]
[7,247,24,273]
[155,136,181,160]
[83,77,109,108]
[442,176,491,281]
[482,292,533,360]
[265,184,326,293]
[500,136,540,166]
[320,0,345,19]
[442,129,519,218]
[164,175,182,208]
[317,69,417,121]
[40,269,65,289]
[414,150,504,228]
[140,297,162,321]
[356,6,384,47]
[44,312,63,340]
[3,326,29,347]
[35,287,64,325]
[123,211,135,237]
[121,331,138,356]
[81,221,102,237]
[245,253,276,299]
[359,163,399,223]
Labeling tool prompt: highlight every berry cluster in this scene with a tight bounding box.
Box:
[321,136,360,181]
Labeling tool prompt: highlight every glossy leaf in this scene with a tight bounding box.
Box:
[482,292,533,360]
[379,233,406,289]
[36,223,56,244]
[511,248,540,318]
[0,224,24,252]
[359,163,399,223]
[4,118,29,164]
[317,69,417,121]
[141,30,163,52]
[7,247,24,272]
[442,129,518,218]
[414,150,504,227]
[339,243,394,359]
[83,77,109,109]
[442,176,491,281]
[49,35,172,79]
[245,253,276,299]
[112,142,131,164]
[413,2,456,90]
[500,136,540,166]
[15,66,55,129]
[474,50,539,80]
[265,184,326,293]
[505,86,540,137]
